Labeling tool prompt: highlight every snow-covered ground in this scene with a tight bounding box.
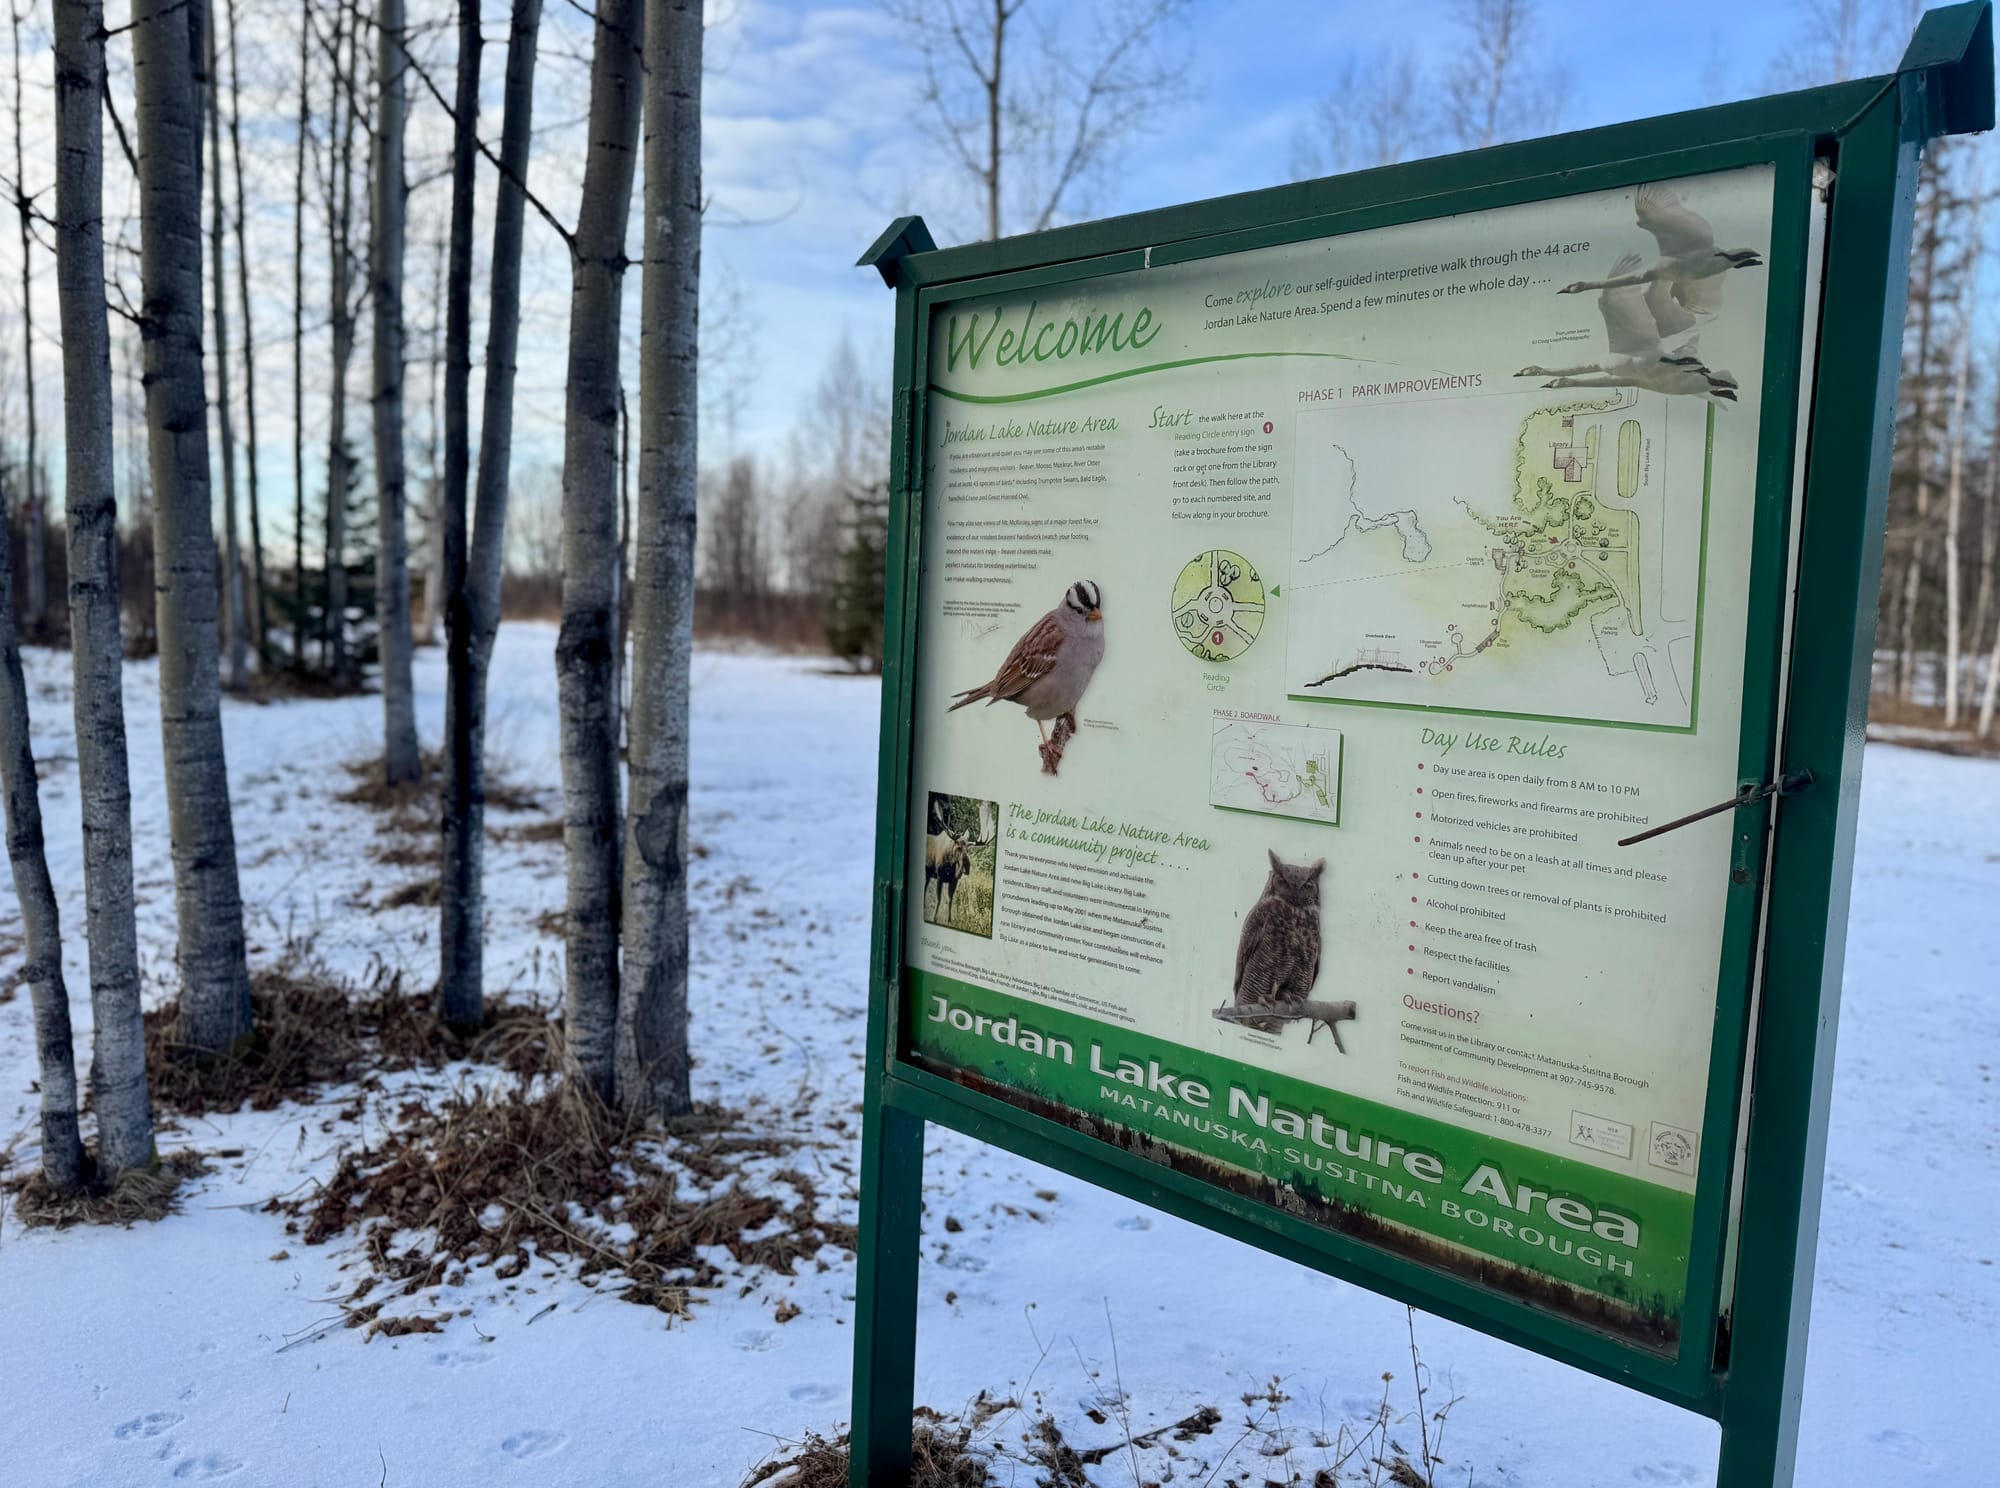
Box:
[0,623,1994,1486]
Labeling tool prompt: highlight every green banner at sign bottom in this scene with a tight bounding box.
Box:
[905,969,1694,1349]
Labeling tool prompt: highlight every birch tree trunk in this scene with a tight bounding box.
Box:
[323,0,360,683]
[421,229,445,647]
[225,0,267,658]
[618,0,701,1119]
[10,0,44,639]
[1975,430,1997,708]
[1979,626,2000,737]
[55,0,152,1178]
[441,0,542,1029]
[134,0,254,1057]
[54,0,151,1181]
[1943,316,1971,726]
[436,0,478,1013]
[206,6,249,692]
[373,0,420,783]
[0,476,81,1192]
[292,1,310,668]
[558,0,645,1102]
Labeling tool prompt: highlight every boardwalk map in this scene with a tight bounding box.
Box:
[1285,390,1708,729]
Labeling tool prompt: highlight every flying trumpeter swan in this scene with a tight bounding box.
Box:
[1516,254,1738,400]
[1556,183,1763,309]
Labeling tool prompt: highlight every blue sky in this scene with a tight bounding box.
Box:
[698,0,1875,454]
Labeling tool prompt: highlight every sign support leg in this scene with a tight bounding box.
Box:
[849,1101,925,1487]
[1714,70,1927,1488]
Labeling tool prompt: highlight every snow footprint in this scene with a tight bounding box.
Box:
[1115,1215,1152,1232]
[170,1454,245,1480]
[432,1347,495,1369]
[735,1329,782,1353]
[1871,1428,1933,1465]
[1631,1464,1700,1484]
[500,1430,568,1460]
[114,1413,185,1441]
[789,1384,839,1404]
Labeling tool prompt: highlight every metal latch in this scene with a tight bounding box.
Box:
[1616,770,1814,848]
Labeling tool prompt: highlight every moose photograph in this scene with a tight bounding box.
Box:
[924,791,999,937]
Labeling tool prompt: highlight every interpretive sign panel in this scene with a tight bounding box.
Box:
[849,10,1991,1486]
[903,166,1774,1351]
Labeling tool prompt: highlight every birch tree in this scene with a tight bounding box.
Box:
[884,0,1193,242]
[435,0,478,1013]
[225,0,267,655]
[133,0,254,1056]
[558,0,644,1102]
[58,0,153,1177]
[206,4,250,691]
[293,1,311,667]
[619,0,701,1118]
[9,0,44,637]
[1941,186,1979,727]
[373,0,420,783]
[0,474,80,1193]
[441,0,543,1029]
[322,0,362,683]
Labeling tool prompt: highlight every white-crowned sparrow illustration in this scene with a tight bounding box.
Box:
[950,580,1104,773]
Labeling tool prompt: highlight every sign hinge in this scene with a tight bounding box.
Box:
[876,877,903,986]
[898,385,919,485]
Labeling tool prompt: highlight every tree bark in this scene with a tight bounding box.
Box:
[420,229,445,647]
[206,5,249,692]
[11,0,44,639]
[133,0,254,1058]
[225,0,267,659]
[293,0,311,668]
[558,0,645,1103]
[373,0,420,783]
[441,0,542,1029]
[323,0,360,683]
[1973,390,1998,709]
[0,475,82,1191]
[1943,312,1970,726]
[618,0,701,1118]
[54,0,152,1180]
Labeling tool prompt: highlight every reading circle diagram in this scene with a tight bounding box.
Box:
[1171,549,1266,662]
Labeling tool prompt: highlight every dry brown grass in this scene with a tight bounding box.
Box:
[7,1150,208,1229]
[377,877,440,910]
[743,1418,997,1488]
[1864,691,2000,757]
[249,667,376,703]
[143,962,552,1116]
[283,1019,854,1321]
[372,841,435,868]
[492,817,564,845]
[337,750,551,818]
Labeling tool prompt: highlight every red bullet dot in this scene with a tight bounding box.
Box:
[1409,920,1416,927]
[1408,943,1415,952]
[1407,967,1414,975]
[1415,812,1422,819]
[1417,787,1423,794]
[1414,835,1421,843]
[1418,763,1425,770]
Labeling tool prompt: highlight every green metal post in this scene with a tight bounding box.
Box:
[852,213,939,1488]
[849,1101,926,1487]
[1714,78,1922,1488]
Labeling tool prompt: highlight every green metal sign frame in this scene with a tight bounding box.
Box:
[848,9,1992,1484]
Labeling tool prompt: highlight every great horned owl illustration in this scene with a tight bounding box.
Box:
[1232,851,1325,1033]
